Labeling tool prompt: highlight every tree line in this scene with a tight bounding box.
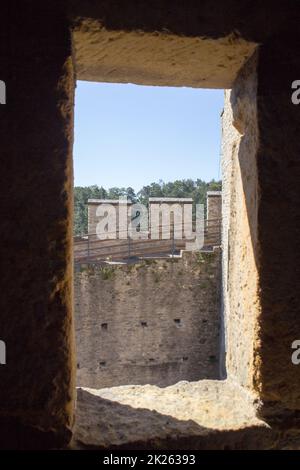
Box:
[74,179,221,236]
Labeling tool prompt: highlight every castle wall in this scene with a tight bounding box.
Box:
[88,199,132,240]
[75,251,221,388]
[206,192,222,246]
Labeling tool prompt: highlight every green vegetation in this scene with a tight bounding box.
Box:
[99,265,116,281]
[196,252,214,265]
[74,179,221,236]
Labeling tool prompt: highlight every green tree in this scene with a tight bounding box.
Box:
[74,185,107,236]
[74,179,221,236]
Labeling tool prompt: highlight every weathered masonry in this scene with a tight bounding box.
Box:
[88,199,133,239]
[1,0,300,450]
[75,196,222,389]
[75,251,221,388]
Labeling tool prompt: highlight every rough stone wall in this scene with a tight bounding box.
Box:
[221,93,238,377]
[74,251,221,388]
[207,192,222,223]
[88,199,132,239]
[222,38,300,421]
[206,192,222,246]
[0,1,75,448]
[221,53,259,390]
[73,381,272,450]
[71,1,297,89]
[254,35,300,417]
[149,198,193,240]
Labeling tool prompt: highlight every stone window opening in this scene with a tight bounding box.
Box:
[2,4,298,452]
[73,79,225,450]
[74,78,224,402]
[69,20,283,451]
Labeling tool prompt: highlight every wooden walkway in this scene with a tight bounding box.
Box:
[74,218,221,263]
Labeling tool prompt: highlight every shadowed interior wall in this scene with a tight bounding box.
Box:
[222,38,300,421]
[255,34,300,417]
[0,1,75,449]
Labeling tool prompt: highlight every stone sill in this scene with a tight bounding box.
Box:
[71,379,281,450]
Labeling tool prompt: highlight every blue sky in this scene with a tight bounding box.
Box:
[74,81,224,191]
